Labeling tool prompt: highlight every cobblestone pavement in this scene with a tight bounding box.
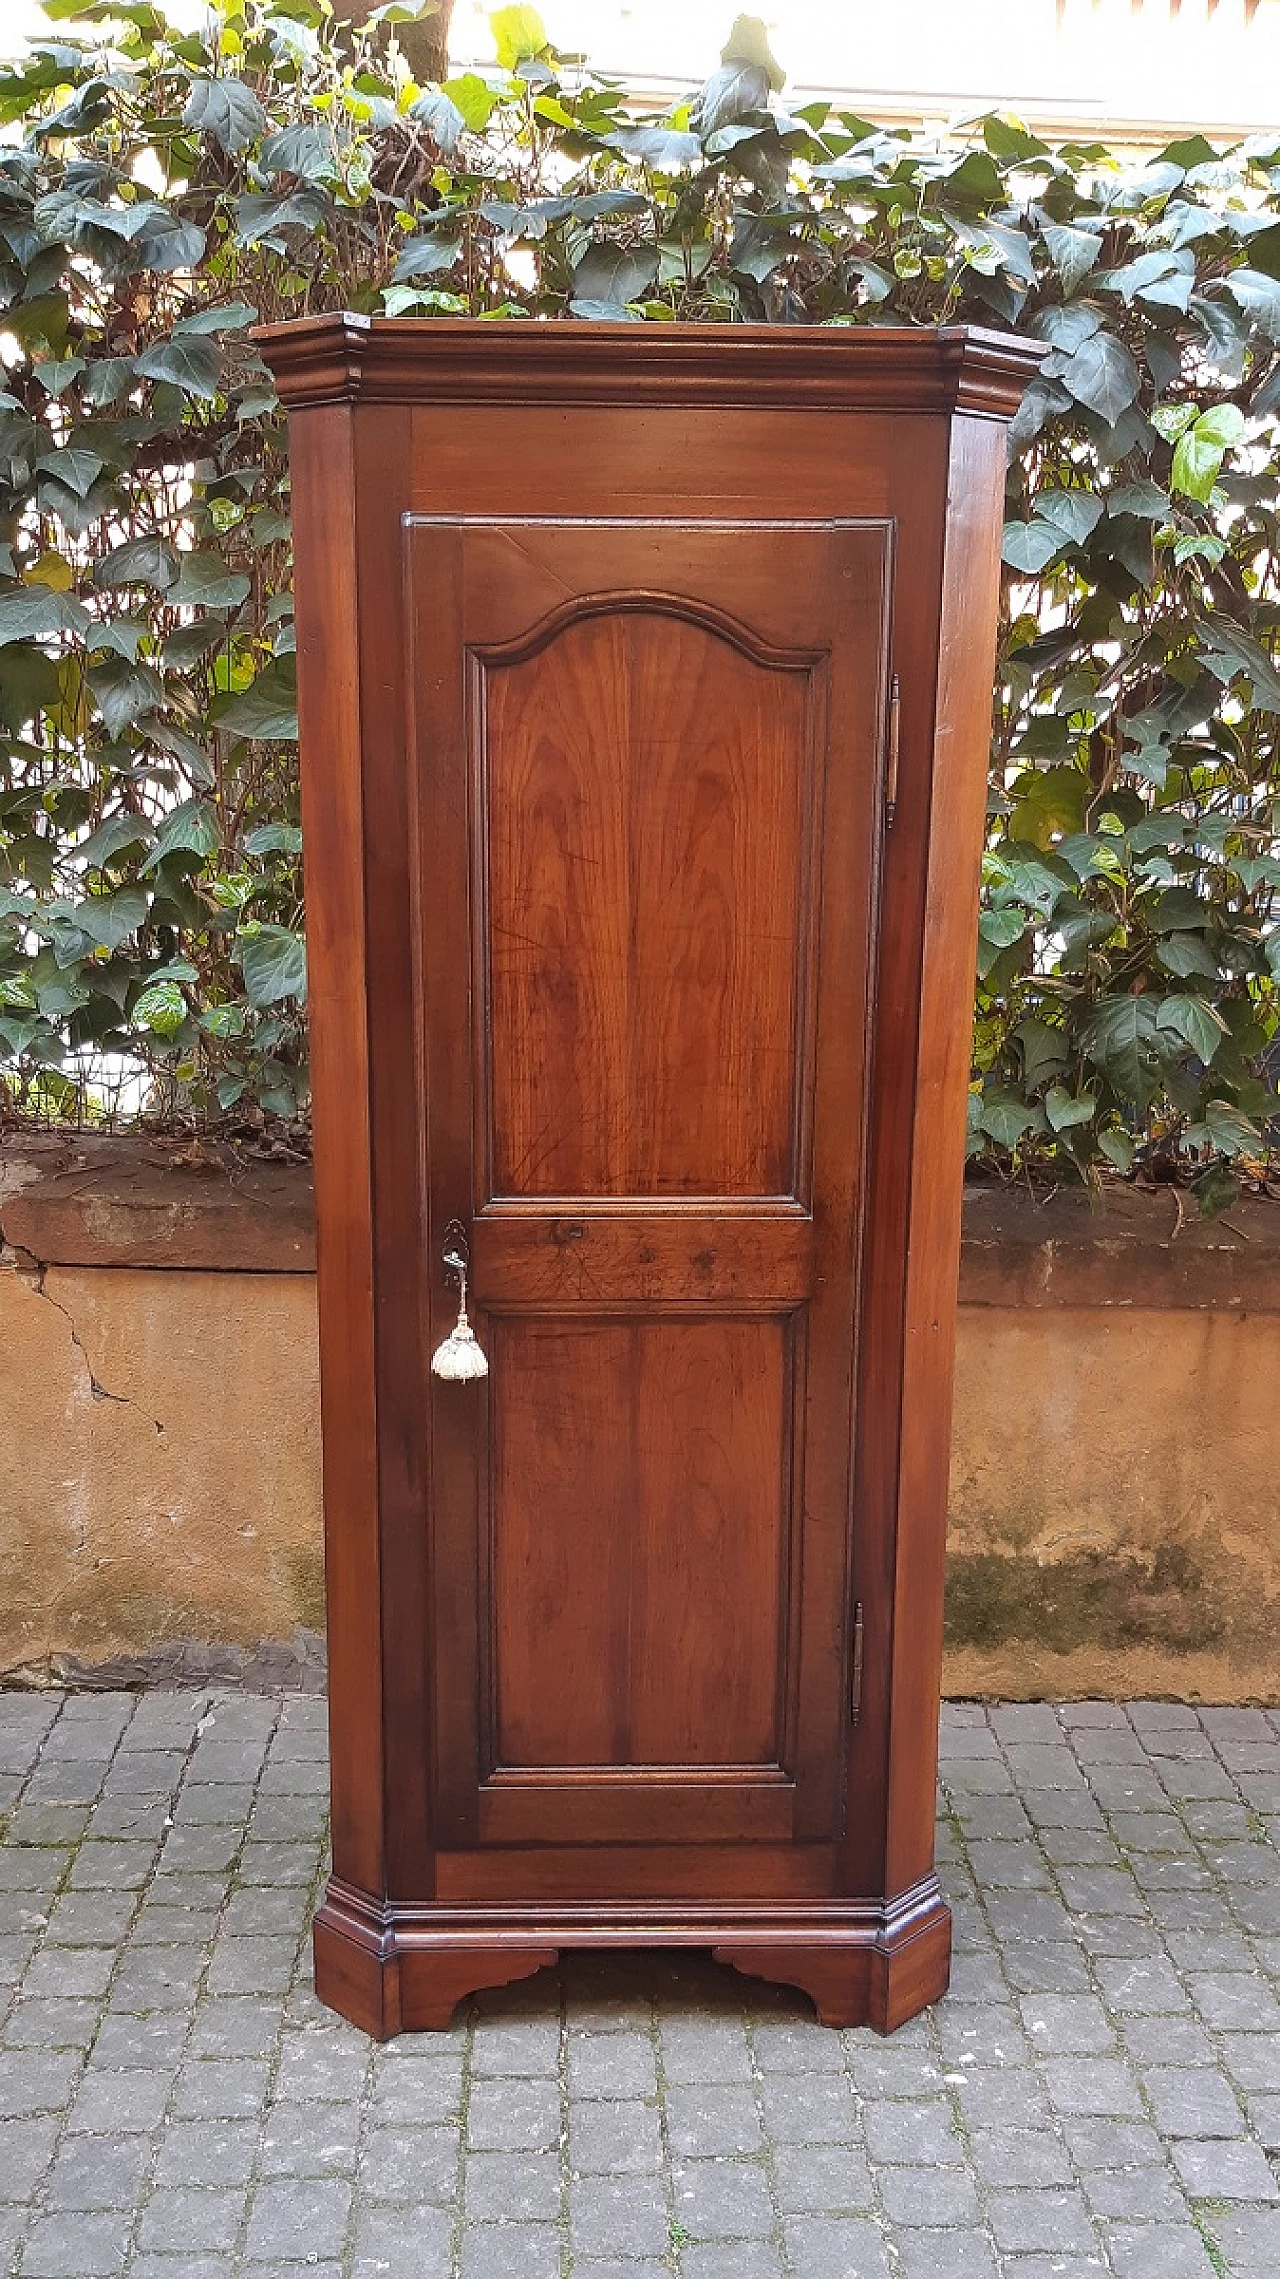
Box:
[1,1691,1279,2278]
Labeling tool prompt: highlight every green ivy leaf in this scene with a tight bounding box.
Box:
[1036,488,1104,544]
[169,552,252,611]
[978,1089,1042,1148]
[1079,993,1165,1104]
[1059,330,1141,421]
[238,922,307,1006]
[184,75,267,155]
[94,538,180,594]
[139,799,221,872]
[243,823,303,855]
[442,73,498,131]
[1002,519,1063,574]
[490,5,547,68]
[1040,220,1103,295]
[1203,1097,1263,1156]
[77,811,153,869]
[0,585,90,642]
[1156,994,1227,1063]
[213,657,298,741]
[1045,1085,1096,1131]
[571,240,659,308]
[135,334,223,401]
[70,885,148,952]
[407,88,466,154]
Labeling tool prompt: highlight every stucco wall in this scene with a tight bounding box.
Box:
[1,1135,1276,1699]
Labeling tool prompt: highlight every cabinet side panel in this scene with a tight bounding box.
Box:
[353,408,431,1898]
[886,412,1009,1893]
[290,406,384,1895]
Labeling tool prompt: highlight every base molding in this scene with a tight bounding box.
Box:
[313,1877,951,2039]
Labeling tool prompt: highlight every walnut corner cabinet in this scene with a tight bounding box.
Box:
[256,315,1042,2038]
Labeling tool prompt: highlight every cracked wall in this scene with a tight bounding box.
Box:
[0,1260,321,1678]
[1,1251,1277,1700]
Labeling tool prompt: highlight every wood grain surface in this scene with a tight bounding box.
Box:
[259,319,1038,2037]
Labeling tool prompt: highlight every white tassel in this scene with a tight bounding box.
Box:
[431,1273,488,1381]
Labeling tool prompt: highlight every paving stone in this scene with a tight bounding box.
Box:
[204,1937,296,1997]
[273,2028,367,2103]
[136,2184,250,2253]
[1243,2092,1280,2148]
[967,2129,1073,2187]
[989,2186,1099,2253]
[1083,2163,1190,2222]
[23,1946,116,1999]
[953,2066,1054,2133]
[153,2120,260,2190]
[680,2249,784,2279]
[846,2038,942,2097]
[369,2053,464,2126]
[1203,2205,1280,2268]
[20,2208,131,2275]
[877,2162,980,2225]
[1000,1943,1093,1996]
[1221,2032,1280,2094]
[782,2214,894,2279]
[0,2051,80,2114]
[456,2222,562,2279]
[1143,2064,1247,2137]
[41,1893,135,1949]
[862,2097,964,2165]
[1105,2224,1219,2278]
[670,2156,775,2239]
[1041,2055,1145,2117]
[758,2071,859,2144]
[0,1688,1275,2279]
[569,2031,656,2099]
[1059,2115,1166,2169]
[244,2176,353,2260]
[185,1997,280,2061]
[351,2201,453,2278]
[658,2018,752,2087]
[468,2076,559,2153]
[1018,1992,1115,2052]
[1172,2134,1280,2200]
[0,2115,59,2201]
[261,2098,362,2178]
[470,2015,561,2078]
[171,2058,271,2121]
[1119,2014,1215,2068]
[66,2069,171,2134]
[44,2132,152,2209]
[67,1843,155,1892]
[3,1998,101,2050]
[572,2098,664,2173]
[893,2228,1000,2279]
[110,1947,206,2012]
[465,2148,559,2221]
[1095,1954,1189,2013]
[569,2175,669,2258]
[89,2012,188,2070]
[771,2142,873,2213]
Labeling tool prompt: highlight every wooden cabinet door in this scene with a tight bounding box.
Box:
[407,515,891,1852]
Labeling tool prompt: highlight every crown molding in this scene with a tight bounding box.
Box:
[253,314,1045,420]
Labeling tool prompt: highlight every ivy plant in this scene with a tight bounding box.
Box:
[0,1,1277,1205]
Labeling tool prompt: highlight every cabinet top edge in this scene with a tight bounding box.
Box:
[253,313,1045,418]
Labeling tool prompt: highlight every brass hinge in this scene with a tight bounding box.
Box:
[885,673,901,827]
[850,1601,865,1726]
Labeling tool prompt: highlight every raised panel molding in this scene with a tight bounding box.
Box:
[473,589,823,1204]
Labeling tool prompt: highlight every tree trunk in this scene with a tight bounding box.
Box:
[336,0,455,83]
